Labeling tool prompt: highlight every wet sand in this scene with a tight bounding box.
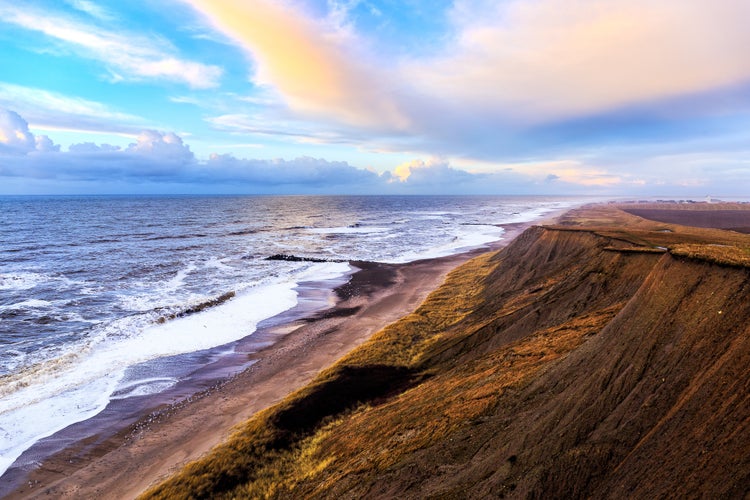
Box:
[5,223,530,499]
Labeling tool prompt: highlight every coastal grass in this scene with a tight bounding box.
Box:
[141,204,750,499]
[142,257,617,499]
[142,252,500,499]
[551,203,750,268]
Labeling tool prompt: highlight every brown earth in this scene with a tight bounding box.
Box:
[142,204,750,499]
[623,203,750,234]
[4,222,531,500]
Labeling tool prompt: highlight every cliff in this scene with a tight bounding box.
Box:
[143,205,750,499]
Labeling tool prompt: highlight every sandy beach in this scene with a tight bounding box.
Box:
[4,222,530,499]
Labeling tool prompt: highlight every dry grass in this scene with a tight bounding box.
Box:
[141,204,750,499]
[141,253,500,500]
[550,204,750,268]
[670,243,750,267]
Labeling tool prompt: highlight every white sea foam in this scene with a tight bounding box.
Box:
[0,262,351,477]
[204,256,234,271]
[164,262,197,293]
[0,368,120,478]
[0,299,53,311]
[0,272,50,291]
[308,226,390,234]
[390,224,506,263]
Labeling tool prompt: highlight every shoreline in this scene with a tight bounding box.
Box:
[4,221,534,499]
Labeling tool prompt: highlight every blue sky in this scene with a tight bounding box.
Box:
[0,0,749,195]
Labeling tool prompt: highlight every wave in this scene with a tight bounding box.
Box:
[265,254,346,263]
[227,229,261,236]
[155,291,236,324]
[0,272,51,291]
[144,233,209,241]
[308,226,390,235]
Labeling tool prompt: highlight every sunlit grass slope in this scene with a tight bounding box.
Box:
[142,205,750,499]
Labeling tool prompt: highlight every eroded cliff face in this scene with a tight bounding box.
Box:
[145,208,750,500]
[316,224,749,499]
[407,240,750,499]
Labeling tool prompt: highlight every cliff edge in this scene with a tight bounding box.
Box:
[144,204,750,499]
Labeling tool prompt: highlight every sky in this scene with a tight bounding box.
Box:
[0,0,749,196]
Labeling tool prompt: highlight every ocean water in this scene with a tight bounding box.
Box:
[0,194,583,476]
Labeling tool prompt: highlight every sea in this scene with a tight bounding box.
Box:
[0,194,585,478]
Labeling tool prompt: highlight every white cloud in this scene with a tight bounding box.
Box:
[0,108,61,154]
[65,0,112,20]
[0,82,144,134]
[0,109,36,153]
[0,4,222,89]
[408,0,750,123]
[64,0,112,20]
[183,0,750,169]
[392,158,476,185]
[184,0,406,128]
[68,142,122,153]
[126,130,195,163]
[34,135,60,153]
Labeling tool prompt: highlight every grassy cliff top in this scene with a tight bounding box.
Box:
[549,203,750,267]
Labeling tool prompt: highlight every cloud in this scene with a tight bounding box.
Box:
[579,145,750,195]
[204,153,382,189]
[0,109,191,181]
[0,4,222,89]
[409,0,750,123]
[0,109,35,153]
[0,82,145,134]
[184,0,407,128]
[2,108,747,197]
[179,0,750,172]
[392,158,478,185]
[206,113,368,145]
[68,142,122,153]
[387,157,565,194]
[34,135,61,153]
[0,109,384,191]
[0,108,59,155]
[126,130,195,163]
[379,0,750,164]
[64,0,113,20]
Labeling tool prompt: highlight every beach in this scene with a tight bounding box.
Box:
[4,221,532,499]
